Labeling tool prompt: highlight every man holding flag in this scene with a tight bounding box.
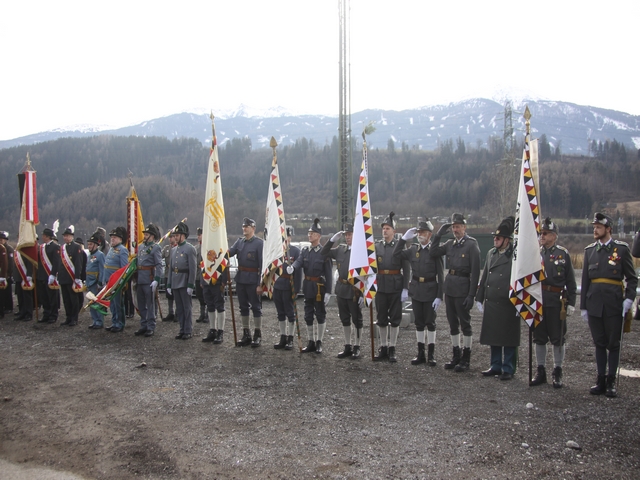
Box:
[104,226,129,332]
[86,233,106,329]
[37,226,61,324]
[272,227,301,350]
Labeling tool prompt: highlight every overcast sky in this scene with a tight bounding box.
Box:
[1,0,637,141]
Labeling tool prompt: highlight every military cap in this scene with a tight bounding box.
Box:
[451,213,466,225]
[196,227,203,235]
[541,217,558,234]
[591,212,613,227]
[41,227,55,238]
[417,217,434,232]
[62,225,75,236]
[381,211,397,230]
[75,237,84,246]
[308,218,322,234]
[174,221,189,236]
[343,223,354,233]
[286,226,294,237]
[143,223,161,239]
[492,216,515,239]
[242,217,256,228]
[0,231,8,240]
[109,226,127,240]
[88,234,101,245]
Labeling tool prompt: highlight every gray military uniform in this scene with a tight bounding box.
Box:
[168,241,197,335]
[374,240,410,328]
[321,240,362,329]
[137,241,163,332]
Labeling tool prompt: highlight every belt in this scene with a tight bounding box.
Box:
[239,266,259,273]
[173,268,190,274]
[413,275,436,283]
[591,278,623,286]
[280,273,292,280]
[542,285,564,293]
[379,269,400,275]
[137,266,154,271]
[305,275,323,282]
[448,269,470,277]
[105,265,119,270]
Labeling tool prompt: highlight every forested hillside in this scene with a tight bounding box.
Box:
[1,134,638,240]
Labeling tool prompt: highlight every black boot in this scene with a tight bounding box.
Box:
[530,365,547,386]
[373,346,389,362]
[445,346,461,370]
[590,375,606,395]
[285,335,294,350]
[301,340,316,353]
[552,366,563,388]
[315,340,323,354]
[454,348,471,372]
[605,375,617,398]
[274,334,287,349]
[196,308,207,323]
[236,328,252,347]
[351,345,361,359]
[250,329,262,347]
[213,330,224,344]
[162,313,175,322]
[411,343,426,365]
[202,329,217,343]
[427,343,436,367]
[337,344,353,358]
[388,346,397,363]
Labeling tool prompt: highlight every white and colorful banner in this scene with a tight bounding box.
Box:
[127,184,145,259]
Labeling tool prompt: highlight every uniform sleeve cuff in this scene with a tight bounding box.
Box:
[188,283,195,289]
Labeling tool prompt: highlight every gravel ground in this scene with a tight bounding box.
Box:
[1,285,639,479]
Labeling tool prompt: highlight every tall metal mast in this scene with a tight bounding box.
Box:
[338,0,352,228]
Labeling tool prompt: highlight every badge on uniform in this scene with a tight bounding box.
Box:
[416,252,420,258]
[378,256,382,262]
[461,254,465,257]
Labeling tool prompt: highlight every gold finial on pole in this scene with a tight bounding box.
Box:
[524,105,531,137]
[270,136,278,165]
[210,111,216,139]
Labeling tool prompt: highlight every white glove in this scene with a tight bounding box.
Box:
[402,227,418,241]
[432,298,442,310]
[330,231,344,243]
[74,279,82,289]
[27,276,33,283]
[566,305,575,316]
[324,293,331,305]
[187,287,194,296]
[167,288,172,296]
[476,301,484,313]
[623,299,633,316]
[286,265,294,275]
[581,309,588,322]
[0,277,5,283]
[358,296,364,307]
[48,275,56,285]
[401,289,409,302]
[150,280,158,291]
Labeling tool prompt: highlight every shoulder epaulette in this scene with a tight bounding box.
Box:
[585,242,597,250]
[556,245,570,254]
[613,239,629,247]
[466,236,478,243]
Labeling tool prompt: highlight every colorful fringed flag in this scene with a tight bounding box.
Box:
[126,183,145,260]
[510,106,545,327]
[201,113,229,285]
[14,156,40,290]
[261,137,288,298]
[87,259,138,314]
[348,138,377,306]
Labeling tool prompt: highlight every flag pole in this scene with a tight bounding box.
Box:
[227,268,238,345]
[369,304,375,361]
[524,106,534,385]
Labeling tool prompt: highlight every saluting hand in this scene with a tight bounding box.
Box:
[402,228,418,241]
[330,231,344,243]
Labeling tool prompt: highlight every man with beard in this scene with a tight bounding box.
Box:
[289,218,333,353]
[272,227,301,351]
[373,212,410,362]
[529,218,577,388]
[86,233,106,329]
[229,218,264,347]
[167,221,197,340]
[321,223,364,358]
[36,226,61,324]
[104,226,129,333]
[53,226,84,326]
[581,212,637,397]
[395,218,444,367]
[429,213,481,372]
[134,223,164,338]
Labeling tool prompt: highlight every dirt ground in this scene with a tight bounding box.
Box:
[1,283,640,479]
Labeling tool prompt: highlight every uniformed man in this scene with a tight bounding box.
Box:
[321,223,364,358]
[104,226,129,332]
[200,259,228,344]
[272,227,301,350]
[36,227,61,324]
[0,231,14,314]
[86,233,106,329]
[194,227,207,323]
[581,212,637,397]
[53,226,84,326]
[0,240,7,318]
[134,223,164,337]
[395,218,444,366]
[289,218,333,353]
[529,218,577,388]
[167,221,197,340]
[75,237,88,311]
[161,233,177,322]
[476,217,519,380]
[229,217,264,347]
[430,213,481,372]
[373,212,410,362]
[13,248,34,321]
